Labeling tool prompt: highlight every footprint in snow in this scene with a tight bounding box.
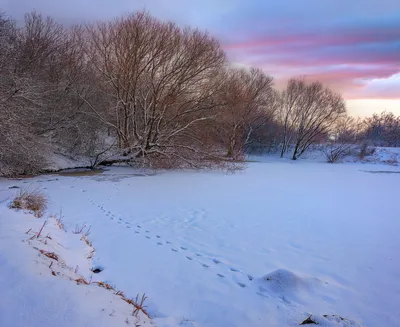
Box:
[217,274,224,278]
[127,226,131,229]
[202,264,209,268]
[237,282,246,288]
[156,235,161,238]
[135,231,140,234]
[180,247,188,251]
[171,248,178,252]
[212,259,220,264]
[145,236,151,239]
[166,241,172,244]
[137,225,142,228]
[230,268,239,272]
[247,274,254,281]
[186,256,193,261]
[157,242,163,246]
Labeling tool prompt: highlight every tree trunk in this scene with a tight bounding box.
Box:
[292,142,300,160]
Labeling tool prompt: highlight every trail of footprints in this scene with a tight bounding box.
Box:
[88,196,253,288]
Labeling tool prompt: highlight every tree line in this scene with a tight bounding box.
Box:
[0,11,399,176]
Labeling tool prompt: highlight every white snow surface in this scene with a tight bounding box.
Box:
[1,156,400,327]
[0,189,151,327]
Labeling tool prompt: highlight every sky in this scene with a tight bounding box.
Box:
[1,0,399,116]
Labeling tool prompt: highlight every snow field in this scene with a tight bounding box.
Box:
[1,157,399,326]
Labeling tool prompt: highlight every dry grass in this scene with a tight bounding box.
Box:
[94,282,150,318]
[81,235,92,247]
[75,277,90,285]
[131,293,149,318]
[94,281,115,291]
[50,208,66,231]
[10,187,48,217]
[39,250,59,261]
[73,223,91,236]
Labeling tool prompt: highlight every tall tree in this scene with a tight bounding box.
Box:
[278,78,346,160]
[216,67,275,159]
[81,12,228,168]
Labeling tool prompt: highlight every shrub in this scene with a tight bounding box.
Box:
[359,143,376,159]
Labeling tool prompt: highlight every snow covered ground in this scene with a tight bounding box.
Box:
[0,188,151,327]
[1,156,399,327]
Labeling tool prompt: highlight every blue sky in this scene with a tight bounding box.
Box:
[2,0,399,115]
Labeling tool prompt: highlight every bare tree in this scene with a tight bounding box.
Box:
[78,12,230,168]
[322,116,362,163]
[278,78,346,160]
[0,13,49,176]
[216,67,275,159]
[0,11,105,175]
[363,111,400,147]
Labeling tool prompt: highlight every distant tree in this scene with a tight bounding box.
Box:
[363,111,400,147]
[216,67,275,159]
[278,78,346,160]
[322,116,362,163]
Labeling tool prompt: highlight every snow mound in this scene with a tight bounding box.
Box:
[262,269,305,293]
[257,269,327,306]
[260,268,320,296]
[311,314,363,327]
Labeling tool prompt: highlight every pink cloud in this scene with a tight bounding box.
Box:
[222,28,400,100]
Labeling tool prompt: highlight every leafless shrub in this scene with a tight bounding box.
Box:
[50,208,66,231]
[10,187,48,217]
[131,293,149,318]
[72,223,91,236]
[322,116,362,163]
[359,143,376,160]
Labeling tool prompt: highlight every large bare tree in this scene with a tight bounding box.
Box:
[79,12,228,168]
[278,78,346,160]
[216,67,275,159]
